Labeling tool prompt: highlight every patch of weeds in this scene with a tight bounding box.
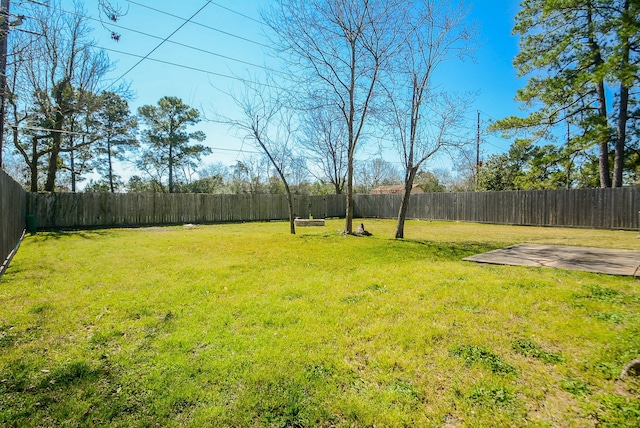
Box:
[590,311,628,324]
[341,295,364,304]
[90,329,124,348]
[28,302,54,314]
[451,345,517,375]
[387,379,419,400]
[284,293,303,301]
[0,359,33,393]
[460,304,482,314]
[511,338,564,364]
[510,280,546,289]
[43,360,100,389]
[559,377,590,396]
[574,285,638,305]
[128,307,153,320]
[365,283,389,294]
[305,363,335,381]
[467,383,514,407]
[0,324,16,349]
[593,393,640,426]
[171,397,196,415]
[252,380,311,428]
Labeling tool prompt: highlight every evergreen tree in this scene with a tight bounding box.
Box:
[492,0,639,188]
[94,92,138,193]
[137,97,209,193]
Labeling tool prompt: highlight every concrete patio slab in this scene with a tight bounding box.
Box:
[463,244,640,277]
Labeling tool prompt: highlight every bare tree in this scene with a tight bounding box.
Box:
[299,105,348,194]
[264,0,406,234]
[355,158,401,193]
[6,1,112,191]
[223,87,298,234]
[384,0,476,238]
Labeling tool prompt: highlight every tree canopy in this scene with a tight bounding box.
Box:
[491,0,640,188]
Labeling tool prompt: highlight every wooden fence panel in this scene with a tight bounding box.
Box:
[1,170,26,277]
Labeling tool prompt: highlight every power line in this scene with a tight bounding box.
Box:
[87,12,282,76]
[125,0,271,49]
[210,1,264,26]
[110,0,213,87]
[99,44,284,91]
[18,1,288,86]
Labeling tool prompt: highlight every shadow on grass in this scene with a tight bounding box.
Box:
[300,233,505,262]
[28,229,112,242]
[408,239,503,258]
[366,239,505,263]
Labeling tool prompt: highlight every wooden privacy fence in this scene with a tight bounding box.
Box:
[356,187,639,230]
[25,187,639,231]
[27,192,347,229]
[1,169,26,277]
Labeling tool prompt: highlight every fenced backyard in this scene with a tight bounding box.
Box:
[2,169,640,425]
[0,168,638,273]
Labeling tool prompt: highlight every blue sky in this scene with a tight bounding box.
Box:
[20,0,526,178]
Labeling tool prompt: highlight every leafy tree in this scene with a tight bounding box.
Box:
[94,92,138,193]
[178,175,226,194]
[477,140,589,191]
[137,97,209,193]
[492,0,640,188]
[415,170,446,193]
[125,175,163,193]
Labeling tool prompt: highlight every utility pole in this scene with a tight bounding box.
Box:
[0,0,9,169]
[475,110,480,189]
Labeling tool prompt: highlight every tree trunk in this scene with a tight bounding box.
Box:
[613,0,630,188]
[395,167,418,239]
[44,80,69,192]
[70,142,76,193]
[614,83,629,187]
[44,142,61,192]
[587,4,611,188]
[30,137,38,192]
[345,157,354,234]
[286,189,296,235]
[168,143,174,193]
[107,138,115,193]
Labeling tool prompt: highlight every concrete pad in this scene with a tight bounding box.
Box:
[463,244,640,277]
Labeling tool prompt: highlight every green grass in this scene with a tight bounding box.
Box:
[1,219,640,427]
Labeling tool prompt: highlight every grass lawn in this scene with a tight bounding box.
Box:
[1,219,639,427]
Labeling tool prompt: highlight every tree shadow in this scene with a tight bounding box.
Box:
[27,229,112,242]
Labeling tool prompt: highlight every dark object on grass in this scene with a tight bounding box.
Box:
[621,359,640,379]
[355,223,372,236]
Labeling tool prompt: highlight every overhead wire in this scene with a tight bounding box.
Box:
[8,121,264,156]
[16,0,294,93]
[109,0,214,87]
[209,1,265,26]
[124,0,272,49]
[45,3,284,76]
